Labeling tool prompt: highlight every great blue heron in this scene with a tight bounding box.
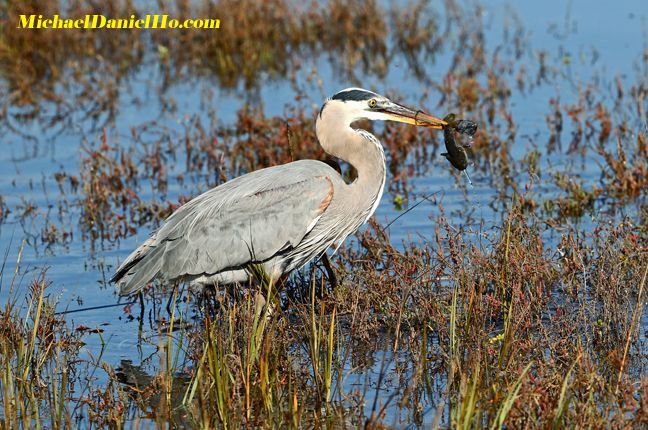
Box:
[112,88,446,296]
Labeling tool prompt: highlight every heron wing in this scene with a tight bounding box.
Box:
[112,161,337,295]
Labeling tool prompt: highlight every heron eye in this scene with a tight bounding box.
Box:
[368,99,377,108]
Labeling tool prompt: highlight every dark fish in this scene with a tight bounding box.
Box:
[441,113,478,185]
[443,113,478,137]
[455,119,478,136]
[441,113,470,171]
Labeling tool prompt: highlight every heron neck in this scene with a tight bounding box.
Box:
[317,123,386,212]
[346,130,386,191]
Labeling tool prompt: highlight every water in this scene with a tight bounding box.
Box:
[0,0,646,426]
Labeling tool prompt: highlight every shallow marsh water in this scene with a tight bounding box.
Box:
[0,0,646,427]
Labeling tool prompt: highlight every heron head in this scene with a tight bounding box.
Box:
[319,88,447,129]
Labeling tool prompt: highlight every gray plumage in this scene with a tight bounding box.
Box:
[111,88,447,295]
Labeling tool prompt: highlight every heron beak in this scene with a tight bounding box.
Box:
[381,102,447,129]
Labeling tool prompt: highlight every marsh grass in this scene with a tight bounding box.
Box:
[2,206,645,428]
[0,245,81,429]
[126,205,643,428]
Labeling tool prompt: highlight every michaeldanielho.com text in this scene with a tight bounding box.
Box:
[18,14,220,30]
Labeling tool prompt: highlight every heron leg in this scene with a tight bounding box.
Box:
[321,254,338,291]
[165,290,173,315]
[138,291,145,319]
[137,291,145,347]
[165,283,181,316]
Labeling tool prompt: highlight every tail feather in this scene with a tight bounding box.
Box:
[113,243,166,296]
